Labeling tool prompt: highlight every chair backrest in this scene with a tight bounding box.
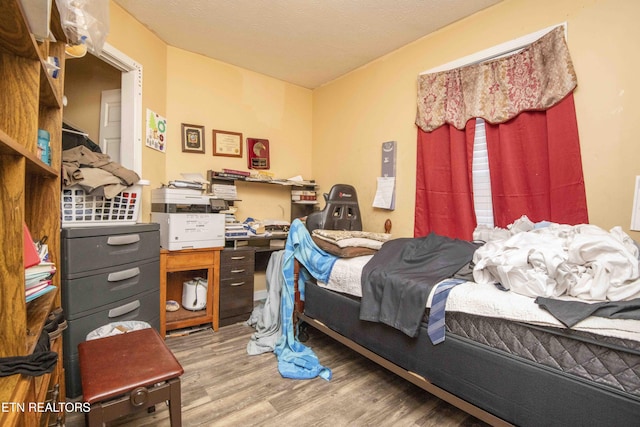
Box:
[306,184,362,232]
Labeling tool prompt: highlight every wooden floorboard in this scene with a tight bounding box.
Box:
[65,322,489,426]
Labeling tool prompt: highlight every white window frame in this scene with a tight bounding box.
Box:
[95,43,143,176]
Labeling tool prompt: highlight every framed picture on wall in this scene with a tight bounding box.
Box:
[212,129,243,157]
[247,138,270,169]
[181,123,205,153]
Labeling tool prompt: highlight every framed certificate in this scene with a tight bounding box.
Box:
[212,129,243,157]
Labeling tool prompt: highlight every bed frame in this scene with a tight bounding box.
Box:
[291,260,511,427]
[290,219,640,427]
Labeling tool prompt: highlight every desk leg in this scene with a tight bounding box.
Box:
[211,250,220,331]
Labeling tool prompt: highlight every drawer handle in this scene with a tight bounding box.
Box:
[107,234,141,246]
[230,281,245,287]
[230,269,246,274]
[231,256,246,260]
[108,300,141,318]
[108,267,141,282]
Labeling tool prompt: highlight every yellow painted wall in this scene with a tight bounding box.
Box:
[313,0,640,239]
[164,47,313,223]
[106,2,168,222]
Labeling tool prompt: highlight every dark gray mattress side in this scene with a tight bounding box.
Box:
[303,280,640,427]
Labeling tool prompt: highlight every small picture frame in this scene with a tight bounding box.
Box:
[212,129,243,158]
[181,124,205,153]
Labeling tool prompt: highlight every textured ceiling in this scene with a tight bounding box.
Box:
[113,0,502,89]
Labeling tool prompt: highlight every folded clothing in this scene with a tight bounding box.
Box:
[312,229,391,250]
[0,330,57,377]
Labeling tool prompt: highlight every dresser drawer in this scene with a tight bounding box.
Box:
[62,289,160,359]
[62,224,160,275]
[62,259,159,320]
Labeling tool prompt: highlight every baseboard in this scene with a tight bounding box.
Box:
[254,290,267,301]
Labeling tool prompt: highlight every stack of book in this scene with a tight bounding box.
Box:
[212,183,238,200]
[225,222,249,239]
[24,223,57,302]
[209,169,250,180]
[25,262,57,302]
[291,189,317,204]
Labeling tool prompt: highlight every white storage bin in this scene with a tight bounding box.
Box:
[61,183,144,227]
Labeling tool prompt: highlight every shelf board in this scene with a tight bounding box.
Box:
[25,288,57,354]
[166,306,212,331]
[0,1,39,60]
[0,129,59,178]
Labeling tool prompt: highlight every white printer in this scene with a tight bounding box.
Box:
[151,188,225,250]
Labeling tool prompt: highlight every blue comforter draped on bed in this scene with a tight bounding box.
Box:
[274,219,337,380]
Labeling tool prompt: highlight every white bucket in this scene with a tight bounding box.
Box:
[182,277,208,311]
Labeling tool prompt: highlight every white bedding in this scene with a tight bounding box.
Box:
[318,256,640,343]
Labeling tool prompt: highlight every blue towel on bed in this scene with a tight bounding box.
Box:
[274,219,338,380]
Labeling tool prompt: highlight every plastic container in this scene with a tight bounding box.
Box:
[61,183,143,227]
[37,129,50,165]
[182,277,207,311]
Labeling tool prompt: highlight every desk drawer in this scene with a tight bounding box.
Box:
[165,249,218,270]
[221,247,254,278]
[220,280,253,318]
[62,259,159,320]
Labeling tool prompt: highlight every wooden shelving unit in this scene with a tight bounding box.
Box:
[0,1,67,425]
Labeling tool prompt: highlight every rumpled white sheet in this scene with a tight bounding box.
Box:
[473,218,640,301]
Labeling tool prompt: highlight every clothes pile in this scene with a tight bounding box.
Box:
[62,145,140,199]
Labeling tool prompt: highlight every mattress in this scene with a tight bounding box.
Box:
[303,280,640,427]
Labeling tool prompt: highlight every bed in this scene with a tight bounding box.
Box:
[280,218,640,427]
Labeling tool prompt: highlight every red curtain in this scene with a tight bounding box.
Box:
[484,93,588,227]
[414,121,477,239]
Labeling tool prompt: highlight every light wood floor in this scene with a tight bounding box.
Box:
[65,322,489,427]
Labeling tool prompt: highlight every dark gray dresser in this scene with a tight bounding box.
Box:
[220,247,255,326]
[61,223,160,398]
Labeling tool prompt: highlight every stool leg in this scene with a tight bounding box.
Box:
[168,378,182,427]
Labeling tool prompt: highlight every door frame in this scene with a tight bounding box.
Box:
[95,43,143,175]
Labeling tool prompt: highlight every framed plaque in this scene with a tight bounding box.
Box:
[181,124,205,153]
[247,138,270,169]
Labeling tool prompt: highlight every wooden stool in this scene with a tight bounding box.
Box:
[78,328,184,426]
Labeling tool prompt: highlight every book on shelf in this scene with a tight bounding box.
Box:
[26,285,57,303]
[222,168,251,177]
[25,280,52,297]
[23,223,40,269]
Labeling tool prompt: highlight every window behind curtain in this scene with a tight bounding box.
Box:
[472,118,494,228]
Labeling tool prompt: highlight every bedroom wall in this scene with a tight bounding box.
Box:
[106,2,168,222]
[312,0,640,239]
[164,47,313,223]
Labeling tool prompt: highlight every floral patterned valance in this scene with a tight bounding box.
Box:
[416,26,577,132]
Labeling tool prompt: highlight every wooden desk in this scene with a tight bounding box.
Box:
[159,247,222,337]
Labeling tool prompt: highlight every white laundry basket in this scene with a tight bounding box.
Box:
[61,180,148,227]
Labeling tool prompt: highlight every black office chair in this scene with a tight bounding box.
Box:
[306,184,362,232]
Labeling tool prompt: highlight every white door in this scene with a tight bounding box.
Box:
[99,89,122,163]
